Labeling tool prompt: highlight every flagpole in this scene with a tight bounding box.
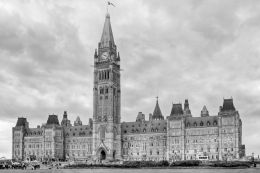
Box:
[106,1,108,14]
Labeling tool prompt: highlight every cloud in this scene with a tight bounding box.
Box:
[0,0,260,158]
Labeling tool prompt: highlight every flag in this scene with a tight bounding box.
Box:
[108,1,115,7]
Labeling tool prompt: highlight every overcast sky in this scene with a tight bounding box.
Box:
[0,0,260,158]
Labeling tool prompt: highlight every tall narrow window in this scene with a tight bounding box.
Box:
[100,126,105,140]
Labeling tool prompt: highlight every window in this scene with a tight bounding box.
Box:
[100,126,106,139]
[143,129,146,132]
[194,122,197,127]
[100,88,104,94]
[163,128,166,132]
[207,121,210,126]
[200,121,204,126]
[105,88,108,93]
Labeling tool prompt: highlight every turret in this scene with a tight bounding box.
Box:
[201,105,209,117]
[74,116,82,126]
[61,111,71,127]
[136,112,145,122]
[151,97,164,120]
[183,99,192,117]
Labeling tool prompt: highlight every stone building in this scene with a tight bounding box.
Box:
[12,13,245,162]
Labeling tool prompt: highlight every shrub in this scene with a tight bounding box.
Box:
[170,160,202,167]
[209,161,251,168]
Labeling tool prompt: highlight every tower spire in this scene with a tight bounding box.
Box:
[152,97,164,120]
[100,13,115,48]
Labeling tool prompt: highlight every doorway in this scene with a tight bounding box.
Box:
[100,150,106,160]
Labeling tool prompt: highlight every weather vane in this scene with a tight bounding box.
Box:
[107,1,116,13]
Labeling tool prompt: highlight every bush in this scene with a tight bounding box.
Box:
[170,160,202,167]
[209,161,251,168]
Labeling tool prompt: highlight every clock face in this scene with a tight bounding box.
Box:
[101,52,109,60]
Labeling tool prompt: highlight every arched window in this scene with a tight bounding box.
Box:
[143,129,146,132]
[207,121,210,126]
[186,123,190,127]
[194,122,197,127]
[213,121,218,126]
[200,121,204,126]
[100,87,104,94]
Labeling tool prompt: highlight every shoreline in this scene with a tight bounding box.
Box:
[63,166,252,169]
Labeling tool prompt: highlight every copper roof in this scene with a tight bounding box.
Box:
[152,99,164,120]
[47,115,60,125]
[221,98,236,111]
[170,103,184,116]
[121,120,167,134]
[100,13,115,48]
[15,117,28,127]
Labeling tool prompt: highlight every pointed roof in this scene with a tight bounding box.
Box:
[100,13,115,48]
[74,116,82,126]
[152,98,164,120]
[201,105,209,117]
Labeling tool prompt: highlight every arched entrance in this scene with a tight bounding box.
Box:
[100,150,106,160]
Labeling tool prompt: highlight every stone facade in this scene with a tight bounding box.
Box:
[12,13,245,162]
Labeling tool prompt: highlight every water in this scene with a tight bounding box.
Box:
[0,168,260,173]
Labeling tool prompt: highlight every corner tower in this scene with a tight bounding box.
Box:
[92,13,121,161]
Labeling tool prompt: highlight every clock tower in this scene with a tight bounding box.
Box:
[92,13,121,161]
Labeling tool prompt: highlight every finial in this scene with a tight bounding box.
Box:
[156,96,159,102]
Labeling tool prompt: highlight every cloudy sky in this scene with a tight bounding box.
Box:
[1,0,260,158]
